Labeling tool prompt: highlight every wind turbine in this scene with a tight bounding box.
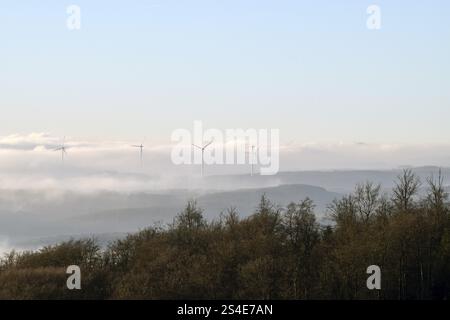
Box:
[246,144,258,176]
[192,140,213,177]
[54,136,68,163]
[132,143,144,167]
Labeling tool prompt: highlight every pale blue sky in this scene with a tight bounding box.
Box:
[1,0,449,144]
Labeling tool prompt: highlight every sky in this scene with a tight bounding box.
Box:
[1,1,450,171]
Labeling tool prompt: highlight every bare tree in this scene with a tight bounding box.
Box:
[355,182,381,222]
[392,169,421,212]
[426,169,448,213]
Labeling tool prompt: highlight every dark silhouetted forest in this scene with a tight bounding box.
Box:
[1,169,449,300]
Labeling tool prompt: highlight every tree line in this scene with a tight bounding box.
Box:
[0,169,449,299]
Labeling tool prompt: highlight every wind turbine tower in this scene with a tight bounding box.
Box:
[132,143,144,167]
[192,140,213,177]
[54,136,68,163]
[247,144,258,176]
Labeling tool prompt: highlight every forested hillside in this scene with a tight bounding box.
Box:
[1,169,449,300]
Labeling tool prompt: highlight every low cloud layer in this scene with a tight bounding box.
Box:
[0,133,449,192]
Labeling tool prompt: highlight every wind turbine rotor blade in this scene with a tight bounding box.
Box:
[203,140,213,149]
[192,144,202,149]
